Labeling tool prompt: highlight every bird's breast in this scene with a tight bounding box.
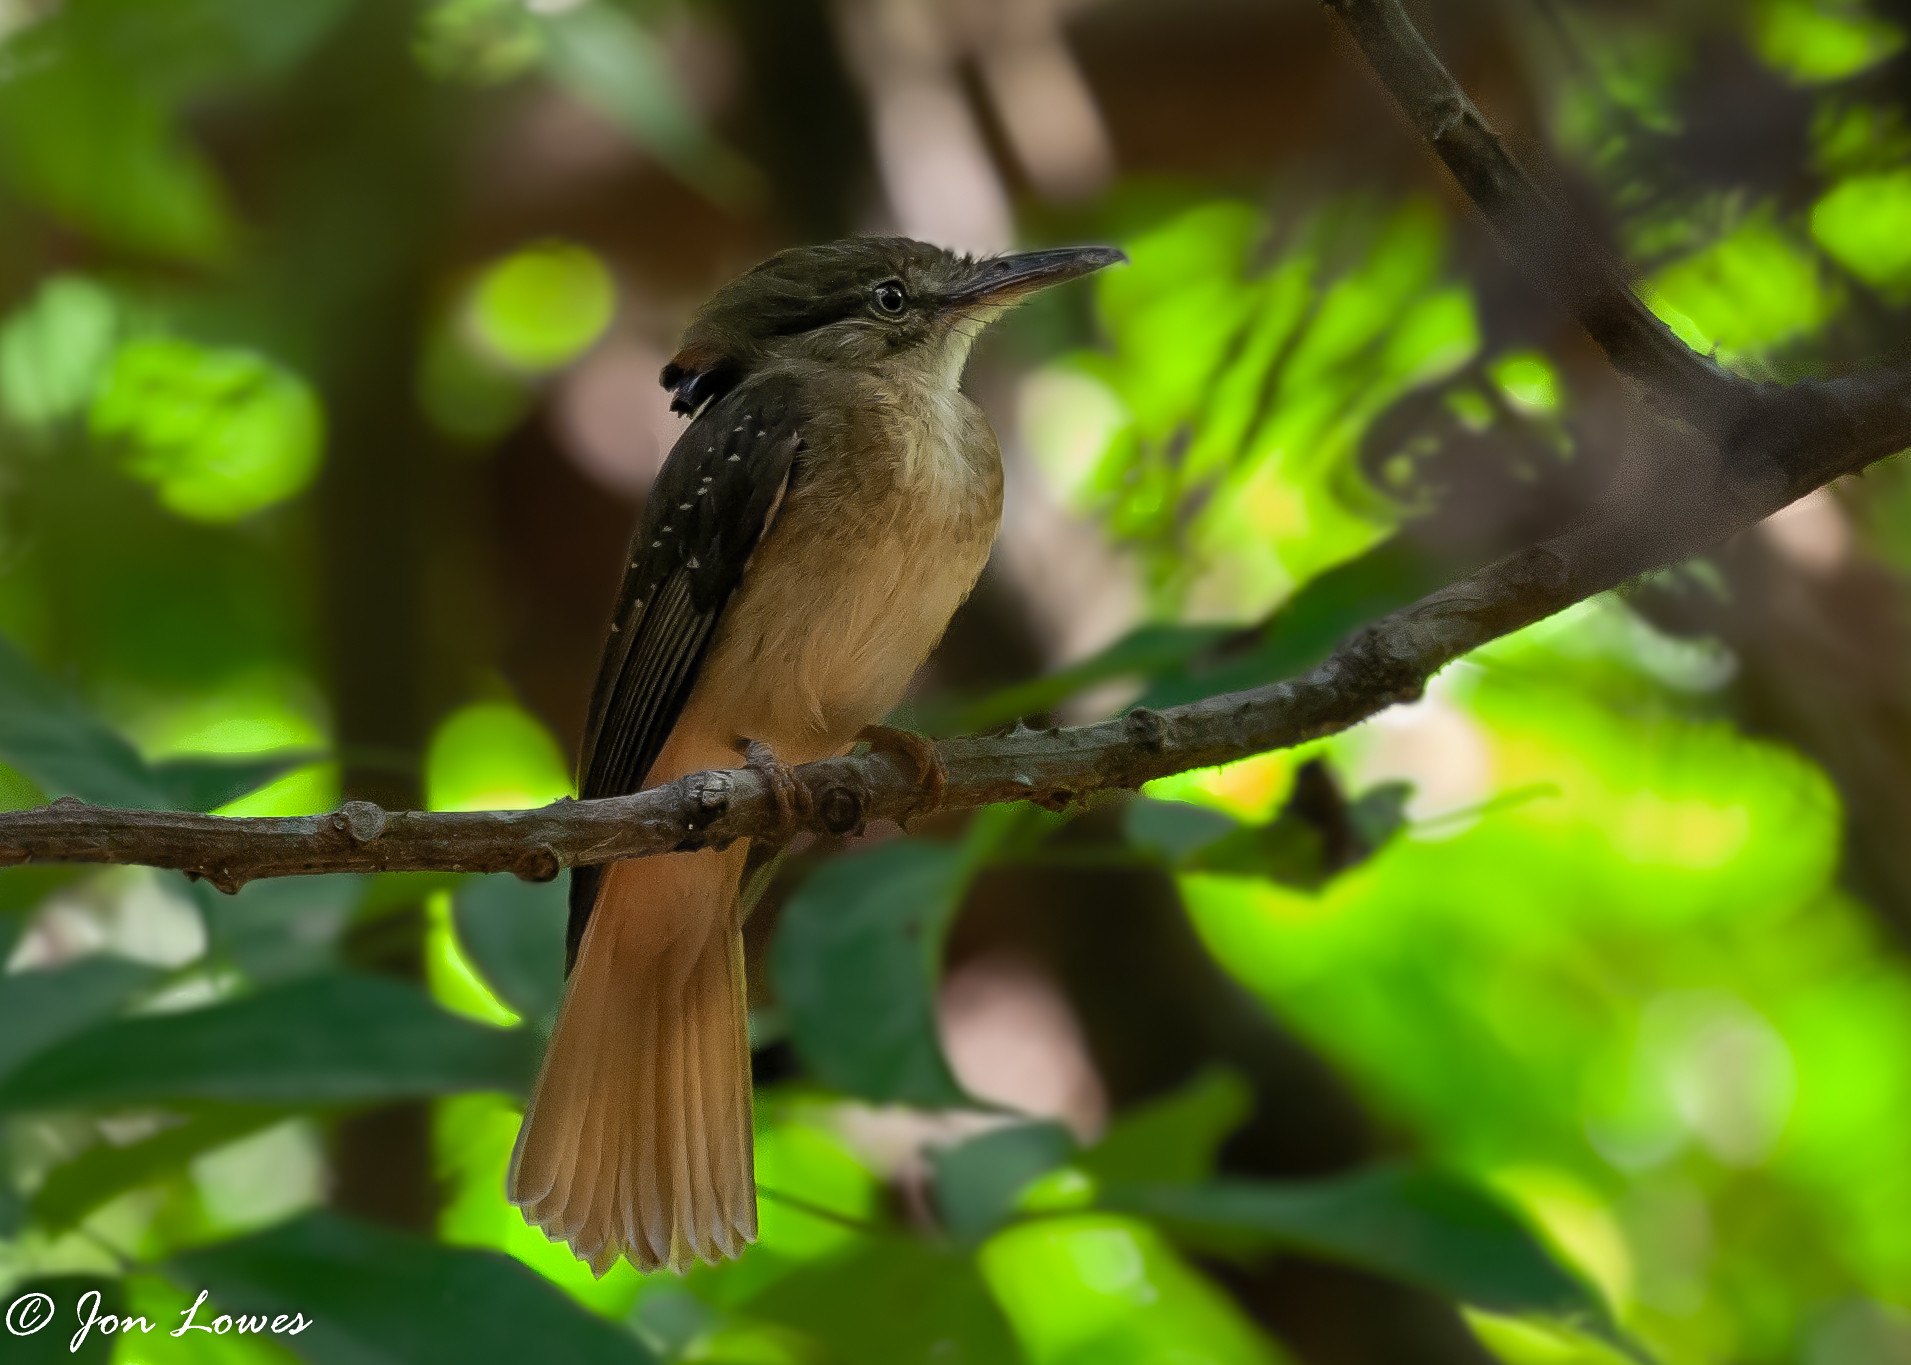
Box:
[696,387,1003,760]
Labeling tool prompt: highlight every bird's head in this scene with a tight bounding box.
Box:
[660,236,1125,414]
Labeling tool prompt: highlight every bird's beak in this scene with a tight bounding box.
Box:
[947,245,1127,309]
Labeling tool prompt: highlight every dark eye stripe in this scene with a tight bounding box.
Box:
[758,286,876,339]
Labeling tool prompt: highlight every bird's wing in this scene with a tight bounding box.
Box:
[567,372,806,969]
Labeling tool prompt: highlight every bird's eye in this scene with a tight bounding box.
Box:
[871,280,908,316]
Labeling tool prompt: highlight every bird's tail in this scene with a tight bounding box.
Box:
[507,846,757,1274]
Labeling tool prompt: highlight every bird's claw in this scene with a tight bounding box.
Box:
[737,738,808,836]
[857,724,948,815]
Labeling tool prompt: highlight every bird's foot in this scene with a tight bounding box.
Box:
[857,724,948,814]
[736,738,809,836]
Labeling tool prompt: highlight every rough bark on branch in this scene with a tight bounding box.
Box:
[2,0,1908,892]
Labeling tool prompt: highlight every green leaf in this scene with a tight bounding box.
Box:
[453,874,567,1023]
[0,872,79,1011]
[1079,1070,1251,1188]
[1346,780,1413,848]
[1138,535,1450,710]
[771,840,973,1108]
[1183,814,1333,882]
[981,1214,1291,1365]
[0,972,535,1114]
[31,1105,293,1233]
[0,956,162,1087]
[0,635,304,813]
[149,752,323,813]
[536,3,755,203]
[1129,768,1411,889]
[0,0,347,260]
[0,1139,20,1237]
[931,1121,1077,1243]
[171,1211,652,1364]
[47,0,354,93]
[0,632,171,807]
[1124,799,1243,863]
[938,621,1231,733]
[0,868,79,931]
[0,46,234,262]
[745,1237,1023,1365]
[190,875,357,984]
[4,1276,124,1364]
[159,0,356,82]
[768,814,1054,1110]
[1105,1168,1636,1352]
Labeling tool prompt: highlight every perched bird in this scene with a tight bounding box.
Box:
[508,237,1123,1274]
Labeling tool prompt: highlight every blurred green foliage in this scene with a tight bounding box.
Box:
[90,339,323,522]
[2,1,1911,1363]
[1047,196,1488,612]
[1752,0,1904,82]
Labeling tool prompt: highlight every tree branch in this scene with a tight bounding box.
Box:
[1321,0,1911,492]
[0,544,1570,891]
[1321,0,1753,436]
[2,0,1908,892]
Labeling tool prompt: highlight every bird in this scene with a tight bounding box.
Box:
[507,236,1124,1275]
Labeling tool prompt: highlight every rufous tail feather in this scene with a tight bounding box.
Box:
[508,847,756,1274]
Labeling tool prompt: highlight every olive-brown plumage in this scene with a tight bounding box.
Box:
[509,236,1122,1274]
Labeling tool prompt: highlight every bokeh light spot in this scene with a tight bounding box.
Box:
[468,241,617,371]
[415,0,546,86]
[424,699,572,812]
[88,338,324,522]
[1491,350,1561,413]
[1811,169,1911,297]
[1645,213,1836,365]
[0,274,119,430]
[1752,0,1904,84]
